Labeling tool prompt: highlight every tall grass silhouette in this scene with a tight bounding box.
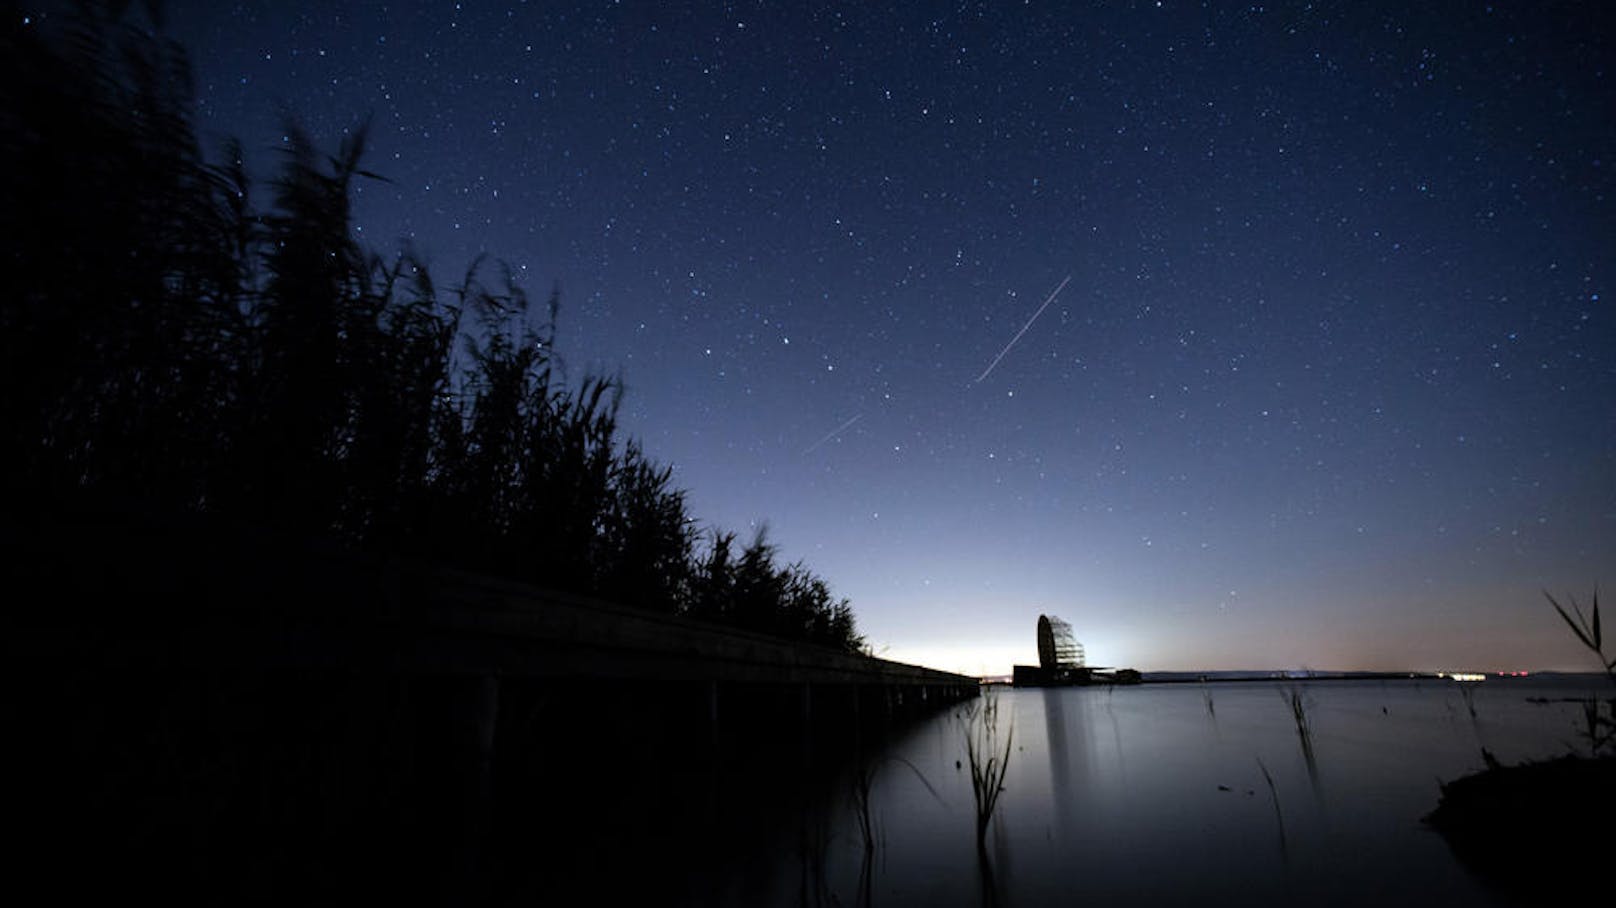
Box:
[0,0,863,652]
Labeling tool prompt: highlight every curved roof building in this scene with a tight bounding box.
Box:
[1036,614,1085,670]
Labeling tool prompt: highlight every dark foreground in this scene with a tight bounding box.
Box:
[5,512,973,905]
[1425,755,1616,906]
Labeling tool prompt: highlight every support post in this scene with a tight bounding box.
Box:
[800,682,813,768]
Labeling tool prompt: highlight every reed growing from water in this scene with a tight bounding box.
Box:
[962,688,1014,854]
[1282,683,1315,763]
[1456,681,1480,720]
[1255,757,1287,860]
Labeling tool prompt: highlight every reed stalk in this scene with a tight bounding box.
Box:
[1545,587,1615,755]
[963,688,1014,853]
[1282,683,1314,763]
[848,754,939,857]
[1255,757,1287,860]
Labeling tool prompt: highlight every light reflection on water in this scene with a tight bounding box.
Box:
[762,678,1601,907]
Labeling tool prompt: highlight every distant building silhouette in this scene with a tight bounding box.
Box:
[1037,614,1085,670]
[1014,614,1138,686]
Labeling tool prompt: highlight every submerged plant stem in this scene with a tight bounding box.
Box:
[1256,757,1287,862]
[964,689,1014,853]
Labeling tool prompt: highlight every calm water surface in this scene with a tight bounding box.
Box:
[741,677,1602,907]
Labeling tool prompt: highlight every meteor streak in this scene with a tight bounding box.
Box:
[802,413,863,455]
[973,274,1072,384]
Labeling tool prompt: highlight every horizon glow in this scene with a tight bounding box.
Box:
[142,0,1611,675]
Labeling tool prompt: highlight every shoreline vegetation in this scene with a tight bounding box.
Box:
[1,7,960,903]
[1424,589,1614,904]
[2,2,862,654]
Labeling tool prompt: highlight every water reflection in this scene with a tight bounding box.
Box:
[977,844,1003,908]
[1040,688,1093,842]
[775,679,1593,907]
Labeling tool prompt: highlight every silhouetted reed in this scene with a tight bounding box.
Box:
[1545,587,1614,756]
[848,753,935,906]
[1282,683,1314,761]
[1546,588,1614,681]
[1457,681,1479,720]
[1,1,864,653]
[1279,681,1322,793]
[1255,757,1288,861]
[850,761,879,859]
[849,753,940,858]
[962,687,1014,854]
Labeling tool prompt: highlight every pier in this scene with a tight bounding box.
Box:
[6,513,976,903]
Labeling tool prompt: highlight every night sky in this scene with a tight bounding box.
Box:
[107,2,1616,673]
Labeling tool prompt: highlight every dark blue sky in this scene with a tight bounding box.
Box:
[142,0,1612,673]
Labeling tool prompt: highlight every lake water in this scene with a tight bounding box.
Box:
[735,677,1605,907]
